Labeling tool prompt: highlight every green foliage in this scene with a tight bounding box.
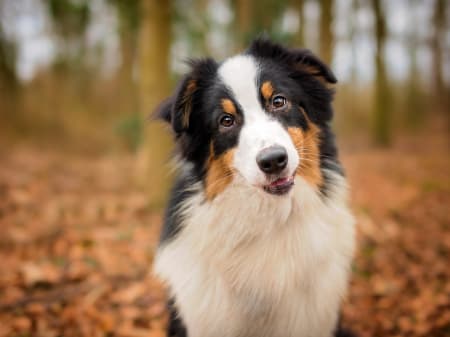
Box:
[0,25,17,86]
[372,0,391,146]
[172,0,211,57]
[233,0,288,47]
[263,30,295,46]
[115,114,143,152]
[47,0,90,37]
[108,0,141,34]
[0,0,447,152]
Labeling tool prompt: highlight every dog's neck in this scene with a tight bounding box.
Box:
[155,170,355,337]
[176,171,348,255]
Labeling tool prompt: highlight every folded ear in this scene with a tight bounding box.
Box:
[247,37,337,85]
[155,58,218,134]
[154,97,174,124]
[292,49,337,84]
[172,76,198,133]
[153,75,197,134]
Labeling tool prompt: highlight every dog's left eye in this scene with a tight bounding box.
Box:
[219,114,235,128]
[271,95,287,109]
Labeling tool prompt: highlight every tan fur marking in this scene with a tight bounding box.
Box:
[181,80,197,128]
[261,81,274,100]
[221,99,237,116]
[205,145,235,200]
[299,65,333,88]
[288,115,323,188]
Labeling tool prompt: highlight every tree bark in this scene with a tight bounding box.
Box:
[371,0,391,146]
[136,0,173,209]
[290,0,305,47]
[431,0,447,114]
[234,0,253,51]
[349,0,358,83]
[233,0,283,51]
[319,0,334,65]
[405,3,423,129]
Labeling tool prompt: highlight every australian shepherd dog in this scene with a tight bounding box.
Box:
[154,38,356,337]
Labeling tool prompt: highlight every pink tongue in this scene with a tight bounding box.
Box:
[271,177,289,187]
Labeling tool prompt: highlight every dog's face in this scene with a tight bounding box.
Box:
[158,39,337,200]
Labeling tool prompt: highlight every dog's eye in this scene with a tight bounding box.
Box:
[272,95,287,109]
[219,114,235,128]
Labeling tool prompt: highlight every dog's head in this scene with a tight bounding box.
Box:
[157,38,338,200]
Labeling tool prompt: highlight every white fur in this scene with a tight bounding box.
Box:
[218,55,299,187]
[154,171,355,337]
[155,55,355,337]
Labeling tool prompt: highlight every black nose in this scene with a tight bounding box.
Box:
[256,146,288,174]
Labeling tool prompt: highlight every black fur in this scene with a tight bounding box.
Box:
[249,37,344,196]
[166,310,356,337]
[247,37,337,84]
[156,38,341,193]
[159,169,199,243]
[156,38,355,337]
[167,299,188,337]
[248,38,336,125]
[335,329,358,337]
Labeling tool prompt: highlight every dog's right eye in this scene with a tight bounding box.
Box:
[219,114,235,128]
[271,95,287,110]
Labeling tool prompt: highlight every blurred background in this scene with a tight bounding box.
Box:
[0,1,449,337]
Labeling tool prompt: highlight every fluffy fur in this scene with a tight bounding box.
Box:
[154,38,356,337]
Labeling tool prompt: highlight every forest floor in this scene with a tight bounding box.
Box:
[0,129,449,337]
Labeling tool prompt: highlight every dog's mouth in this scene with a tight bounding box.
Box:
[263,176,295,196]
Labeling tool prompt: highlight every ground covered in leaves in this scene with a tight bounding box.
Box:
[0,132,448,337]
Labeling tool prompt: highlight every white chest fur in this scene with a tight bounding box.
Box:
[154,173,355,337]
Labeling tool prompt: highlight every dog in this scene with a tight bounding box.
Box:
[153,38,356,337]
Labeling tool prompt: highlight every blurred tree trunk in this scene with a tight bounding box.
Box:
[117,28,137,115]
[431,0,447,114]
[233,0,284,51]
[349,0,358,83]
[136,0,173,209]
[116,1,139,116]
[319,0,333,65]
[290,0,305,47]
[371,0,391,146]
[0,24,20,136]
[405,3,423,128]
[234,0,253,51]
[406,39,423,128]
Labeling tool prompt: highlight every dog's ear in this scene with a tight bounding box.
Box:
[248,37,336,123]
[154,76,197,134]
[247,37,337,85]
[154,97,174,124]
[171,76,198,133]
[155,58,217,134]
[290,49,337,85]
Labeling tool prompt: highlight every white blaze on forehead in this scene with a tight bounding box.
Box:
[218,54,300,187]
[218,55,260,116]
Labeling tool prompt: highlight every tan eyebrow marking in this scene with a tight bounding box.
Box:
[298,64,335,88]
[261,81,274,100]
[221,98,237,115]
